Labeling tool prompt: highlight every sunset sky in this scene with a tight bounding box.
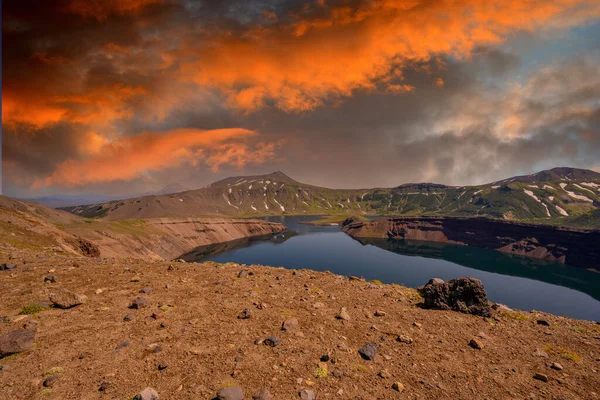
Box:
[3,0,600,197]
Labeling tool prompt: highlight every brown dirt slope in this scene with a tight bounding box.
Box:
[1,250,598,399]
[0,196,286,261]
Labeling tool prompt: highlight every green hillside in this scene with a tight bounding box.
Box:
[62,168,600,228]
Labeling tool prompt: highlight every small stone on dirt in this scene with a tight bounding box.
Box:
[532,349,548,358]
[282,318,299,331]
[115,339,130,350]
[469,338,484,350]
[336,307,350,321]
[43,375,59,387]
[123,314,134,322]
[252,387,273,400]
[392,382,405,392]
[374,310,386,317]
[44,275,56,283]
[0,264,17,271]
[358,343,377,361]
[238,269,249,278]
[0,329,35,357]
[49,289,87,309]
[551,362,563,371]
[217,385,244,400]
[238,308,252,319]
[397,335,413,345]
[129,297,149,309]
[139,287,152,294]
[378,369,392,379]
[533,373,549,382]
[264,336,280,347]
[537,320,550,327]
[299,389,316,400]
[133,387,159,400]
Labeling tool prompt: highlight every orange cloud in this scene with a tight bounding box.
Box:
[183,0,600,112]
[32,128,279,188]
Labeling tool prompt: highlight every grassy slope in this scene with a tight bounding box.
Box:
[62,169,600,228]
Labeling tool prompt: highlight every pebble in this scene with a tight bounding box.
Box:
[130,276,141,282]
[238,270,249,278]
[133,387,159,400]
[413,322,422,328]
[115,339,130,350]
[551,362,563,371]
[157,362,168,371]
[252,387,273,400]
[238,308,252,319]
[392,382,405,392]
[537,320,550,327]
[139,287,152,294]
[336,307,350,321]
[123,314,134,322]
[532,349,548,358]
[378,369,392,379]
[129,297,150,309]
[374,310,386,317]
[0,264,17,271]
[264,336,280,347]
[44,275,56,283]
[217,385,244,400]
[282,318,299,331]
[533,373,549,382]
[397,335,413,344]
[358,343,377,361]
[43,375,59,387]
[469,338,484,350]
[299,389,316,400]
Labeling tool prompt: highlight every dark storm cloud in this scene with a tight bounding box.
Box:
[2,0,600,196]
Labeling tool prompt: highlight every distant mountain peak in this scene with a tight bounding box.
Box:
[494,167,600,184]
[155,183,191,195]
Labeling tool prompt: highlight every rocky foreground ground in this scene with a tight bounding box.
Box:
[1,247,599,400]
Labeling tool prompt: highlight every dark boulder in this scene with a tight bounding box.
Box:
[0,330,35,358]
[420,277,491,317]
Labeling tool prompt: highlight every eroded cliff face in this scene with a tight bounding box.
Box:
[341,216,600,271]
[71,218,287,260]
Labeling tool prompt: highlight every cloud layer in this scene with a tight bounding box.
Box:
[2,0,600,195]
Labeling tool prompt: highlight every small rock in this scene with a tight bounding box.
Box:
[217,385,244,400]
[238,270,249,278]
[312,302,324,309]
[378,369,392,379]
[0,264,17,271]
[98,381,111,392]
[115,339,130,350]
[123,314,134,322]
[157,362,168,371]
[537,320,550,327]
[413,322,422,328]
[43,375,59,387]
[358,343,377,361]
[551,362,563,371]
[336,307,350,321]
[282,318,299,331]
[95,289,103,295]
[332,369,344,378]
[238,308,252,319]
[252,387,273,400]
[133,387,159,400]
[320,353,330,362]
[49,289,87,309]
[397,335,413,345]
[264,336,280,347]
[44,275,56,283]
[533,373,549,382]
[139,287,152,294]
[492,303,513,313]
[392,382,405,392]
[374,310,386,317]
[469,338,484,350]
[129,297,150,309]
[130,276,141,282]
[532,349,548,358]
[254,338,264,345]
[299,389,316,400]
[0,330,35,357]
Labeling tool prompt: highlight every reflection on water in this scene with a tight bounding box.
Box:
[188,215,600,320]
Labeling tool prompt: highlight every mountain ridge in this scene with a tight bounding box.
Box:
[60,167,600,227]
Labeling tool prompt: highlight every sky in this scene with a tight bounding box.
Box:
[2,0,600,197]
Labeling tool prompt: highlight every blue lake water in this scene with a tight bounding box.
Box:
[198,216,600,321]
